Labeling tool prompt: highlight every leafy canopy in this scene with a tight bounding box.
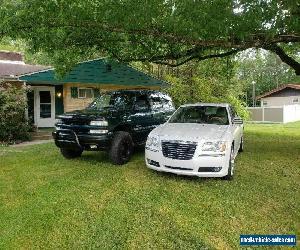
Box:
[0,0,299,75]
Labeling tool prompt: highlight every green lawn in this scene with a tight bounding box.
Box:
[0,123,299,249]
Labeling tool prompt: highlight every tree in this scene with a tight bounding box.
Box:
[132,57,249,118]
[0,38,53,65]
[236,49,300,106]
[0,0,299,75]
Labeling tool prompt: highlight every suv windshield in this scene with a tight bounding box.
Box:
[169,106,229,125]
[87,93,134,110]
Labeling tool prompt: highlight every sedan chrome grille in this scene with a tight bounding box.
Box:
[161,140,197,160]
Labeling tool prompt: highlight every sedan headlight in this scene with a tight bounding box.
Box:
[90,120,108,126]
[202,141,227,152]
[146,136,160,150]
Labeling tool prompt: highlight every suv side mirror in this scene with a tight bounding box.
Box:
[232,116,243,125]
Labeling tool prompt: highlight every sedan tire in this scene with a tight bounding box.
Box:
[223,146,235,180]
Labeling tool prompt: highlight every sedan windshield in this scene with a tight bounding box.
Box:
[169,106,229,125]
[87,93,134,110]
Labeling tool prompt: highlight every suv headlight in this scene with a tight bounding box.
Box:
[90,120,108,126]
[202,141,227,152]
[146,136,160,151]
[55,119,63,130]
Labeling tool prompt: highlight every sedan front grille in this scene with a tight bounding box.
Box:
[161,141,197,160]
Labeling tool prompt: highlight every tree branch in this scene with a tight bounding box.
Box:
[264,44,300,75]
[152,49,242,67]
[2,20,300,49]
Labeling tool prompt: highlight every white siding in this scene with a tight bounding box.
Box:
[261,95,300,107]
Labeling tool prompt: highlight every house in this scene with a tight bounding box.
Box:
[0,51,49,86]
[257,84,300,107]
[248,84,300,123]
[10,57,165,127]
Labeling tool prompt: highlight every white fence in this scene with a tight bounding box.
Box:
[247,105,300,123]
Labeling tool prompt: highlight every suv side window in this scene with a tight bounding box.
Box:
[149,96,163,110]
[112,93,134,110]
[149,93,174,111]
[161,97,174,110]
[134,94,150,112]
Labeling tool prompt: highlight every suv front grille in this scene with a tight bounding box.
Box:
[61,118,90,126]
[161,141,197,160]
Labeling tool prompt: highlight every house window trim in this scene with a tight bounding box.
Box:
[78,88,94,99]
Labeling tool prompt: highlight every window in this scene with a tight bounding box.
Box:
[292,98,299,103]
[87,92,134,110]
[78,88,93,99]
[39,91,51,118]
[149,96,163,110]
[169,106,229,125]
[161,98,174,110]
[149,93,174,111]
[134,94,150,111]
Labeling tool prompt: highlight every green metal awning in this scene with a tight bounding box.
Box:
[20,59,166,86]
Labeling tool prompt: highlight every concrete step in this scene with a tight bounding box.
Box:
[30,131,53,141]
[31,135,53,141]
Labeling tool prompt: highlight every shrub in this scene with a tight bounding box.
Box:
[0,83,31,143]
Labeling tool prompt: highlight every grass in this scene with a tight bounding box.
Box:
[0,123,299,249]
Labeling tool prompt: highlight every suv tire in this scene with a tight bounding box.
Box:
[61,148,83,159]
[109,131,134,165]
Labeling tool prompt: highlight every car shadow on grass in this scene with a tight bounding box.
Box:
[65,145,227,183]
[143,164,225,183]
[74,145,146,166]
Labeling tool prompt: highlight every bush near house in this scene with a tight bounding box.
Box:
[0,83,30,143]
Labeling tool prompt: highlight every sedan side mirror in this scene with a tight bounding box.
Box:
[232,116,243,124]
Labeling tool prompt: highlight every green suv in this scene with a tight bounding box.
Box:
[52,89,175,165]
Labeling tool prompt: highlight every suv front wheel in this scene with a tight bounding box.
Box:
[109,131,134,165]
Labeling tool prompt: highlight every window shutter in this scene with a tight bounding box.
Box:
[93,88,100,98]
[70,87,78,98]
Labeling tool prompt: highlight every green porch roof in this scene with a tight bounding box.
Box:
[19,59,165,86]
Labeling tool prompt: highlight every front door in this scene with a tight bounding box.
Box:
[35,87,55,127]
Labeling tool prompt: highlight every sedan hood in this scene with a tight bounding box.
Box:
[152,123,230,142]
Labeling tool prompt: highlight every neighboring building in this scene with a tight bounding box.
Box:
[248,84,300,123]
[7,58,165,127]
[258,84,300,107]
[0,51,49,86]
